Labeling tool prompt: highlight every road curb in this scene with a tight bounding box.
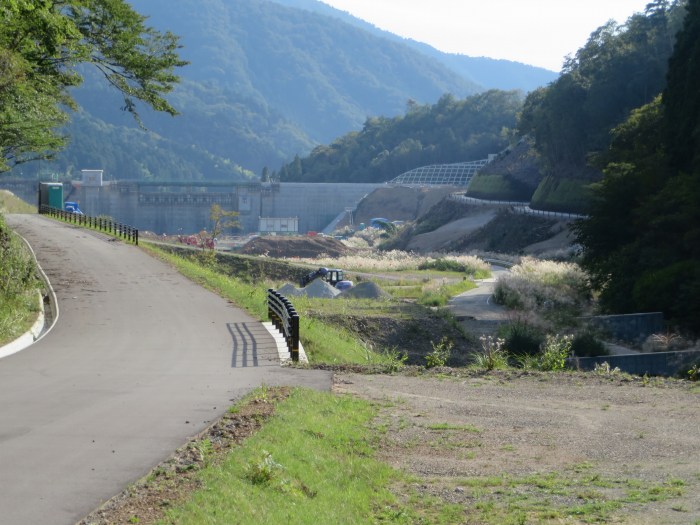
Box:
[0,230,59,360]
[262,321,308,364]
[0,291,45,359]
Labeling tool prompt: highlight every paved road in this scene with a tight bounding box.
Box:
[447,265,510,321]
[0,215,332,525]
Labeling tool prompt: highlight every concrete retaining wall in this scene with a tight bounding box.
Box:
[581,312,665,344]
[570,350,700,378]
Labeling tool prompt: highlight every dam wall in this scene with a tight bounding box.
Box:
[1,179,381,234]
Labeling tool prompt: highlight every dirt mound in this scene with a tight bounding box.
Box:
[351,186,460,226]
[446,209,566,254]
[337,281,390,299]
[408,209,498,252]
[240,236,349,258]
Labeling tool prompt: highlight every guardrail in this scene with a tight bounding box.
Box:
[267,289,300,362]
[448,193,530,207]
[448,193,588,220]
[39,205,139,245]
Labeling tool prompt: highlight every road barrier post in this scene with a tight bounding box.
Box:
[267,289,300,362]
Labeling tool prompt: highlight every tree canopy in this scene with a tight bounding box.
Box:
[518,1,686,177]
[574,0,700,334]
[275,90,522,183]
[0,0,186,172]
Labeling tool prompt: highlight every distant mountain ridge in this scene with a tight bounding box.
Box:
[13,0,558,182]
[274,0,559,91]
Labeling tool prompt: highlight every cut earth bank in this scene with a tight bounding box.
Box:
[236,187,576,259]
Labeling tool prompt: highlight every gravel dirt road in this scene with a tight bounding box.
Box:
[334,370,700,524]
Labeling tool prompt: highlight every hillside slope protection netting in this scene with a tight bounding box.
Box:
[389,159,492,186]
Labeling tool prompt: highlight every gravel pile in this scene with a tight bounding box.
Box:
[305,279,341,298]
[337,281,390,299]
[276,280,340,299]
[277,283,303,297]
[277,280,390,300]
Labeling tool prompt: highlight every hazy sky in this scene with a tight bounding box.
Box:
[320,0,652,71]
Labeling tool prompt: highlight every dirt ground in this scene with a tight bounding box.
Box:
[335,370,700,524]
[81,371,699,524]
[407,209,498,252]
[239,235,350,258]
[351,186,460,227]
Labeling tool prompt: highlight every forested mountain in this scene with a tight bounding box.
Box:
[274,0,691,223]
[274,0,559,91]
[574,0,700,333]
[10,0,554,182]
[517,1,686,191]
[448,0,688,213]
[275,90,522,183]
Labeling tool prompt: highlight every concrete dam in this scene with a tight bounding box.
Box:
[1,178,382,235]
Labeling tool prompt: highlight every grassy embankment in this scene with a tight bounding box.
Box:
[465,172,533,201]
[0,193,40,346]
[152,387,463,525]
[530,175,593,214]
[143,244,487,364]
[133,243,690,524]
[130,384,689,525]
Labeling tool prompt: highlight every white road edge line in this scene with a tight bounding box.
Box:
[0,230,60,359]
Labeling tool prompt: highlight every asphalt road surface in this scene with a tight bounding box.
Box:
[447,265,509,321]
[0,215,332,525]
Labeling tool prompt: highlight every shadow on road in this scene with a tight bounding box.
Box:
[228,322,279,367]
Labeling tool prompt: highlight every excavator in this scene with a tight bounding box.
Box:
[299,267,351,289]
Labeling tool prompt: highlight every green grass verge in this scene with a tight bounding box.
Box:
[0,291,40,346]
[417,278,477,307]
[0,213,41,346]
[155,388,462,525]
[141,243,388,365]
[0,191,36,214]
[150,388,688,525]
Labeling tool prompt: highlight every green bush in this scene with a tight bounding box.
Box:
[418,259,468,273]
[538,334,573,371]
[245,450,284,485]
[502,320,544,356]
[425,337,453,368]
[472,335,509,370]
[0,216,37,297]
[571,331,609,357]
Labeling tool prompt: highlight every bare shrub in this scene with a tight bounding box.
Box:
[493,257,590,317]
[642,332,691,353]
[296,250,490,275]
